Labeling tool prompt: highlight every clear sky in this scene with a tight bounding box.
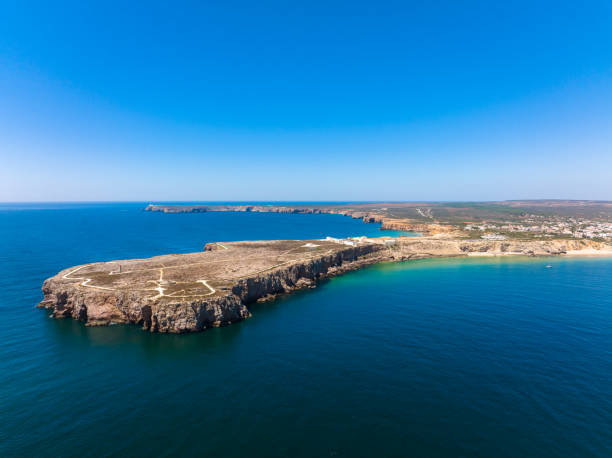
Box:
[1,0,611,202]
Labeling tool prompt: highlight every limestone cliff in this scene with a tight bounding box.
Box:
[386,238,609,260]
[38,241,384,333]
[38,237,612,333]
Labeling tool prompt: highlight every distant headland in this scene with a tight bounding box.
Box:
[145,200,612,240]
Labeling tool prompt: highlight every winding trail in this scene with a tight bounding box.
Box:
[198,280,215,295]
[147,268,217,299]
[62,266,114,291]
[153,268,165,298]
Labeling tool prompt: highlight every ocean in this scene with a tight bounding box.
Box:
[0,203,610,457]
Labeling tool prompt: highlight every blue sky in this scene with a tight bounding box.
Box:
[1,0,611,201]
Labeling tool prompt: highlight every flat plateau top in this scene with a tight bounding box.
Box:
[54,240,358,301]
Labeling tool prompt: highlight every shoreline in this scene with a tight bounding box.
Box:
[466,250,612,258]
[144,203,458,236]
[38,235,612,333]
[564,248,612,257]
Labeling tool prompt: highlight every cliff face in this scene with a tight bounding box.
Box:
[386,238,610,260]
[379,219,456,235]
[146,204,337,215]
[40,279,250,333]
[38,242,384,333]
[230,245,383,303]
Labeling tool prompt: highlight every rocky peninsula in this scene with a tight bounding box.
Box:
[39,232,612,333]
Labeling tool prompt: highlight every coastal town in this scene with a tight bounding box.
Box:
[464,215,612,241]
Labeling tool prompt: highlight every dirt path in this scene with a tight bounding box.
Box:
[62,266,115,291]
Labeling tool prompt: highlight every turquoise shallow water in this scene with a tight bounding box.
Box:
[1,203,611,457]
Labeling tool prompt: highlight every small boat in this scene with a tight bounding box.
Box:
[545,265,553,268]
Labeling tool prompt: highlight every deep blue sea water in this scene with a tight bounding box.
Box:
[1,203,611,457]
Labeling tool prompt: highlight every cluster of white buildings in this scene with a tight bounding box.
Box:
[576,223,612,239]
[480,233,508,241]
[466,218,612,240]
[324,236,360,247]
[324,236,398,247]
